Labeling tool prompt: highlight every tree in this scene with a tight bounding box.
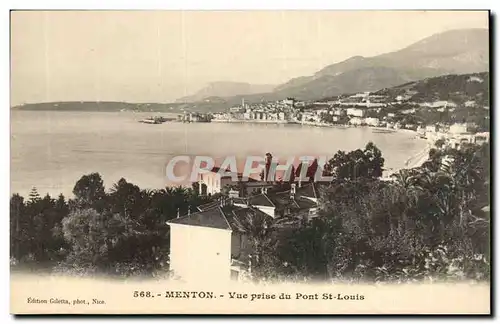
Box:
[231,209,276,277]
[60,208,110,275]
[12,140,490,282]
[10,194,26,261]
[108,178,143,218]
[435,139,446,149]
[325,142,384,181]
[271,218,329,281]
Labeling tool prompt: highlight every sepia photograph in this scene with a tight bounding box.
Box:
[9,9,491,315]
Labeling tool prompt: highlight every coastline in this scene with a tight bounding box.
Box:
[404,142,433,168]
[12,112,430,196]
[382,138,432,178]
[212,118,430,177]
[211,119,290,124]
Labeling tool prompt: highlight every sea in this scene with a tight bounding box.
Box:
[10,110,428,198]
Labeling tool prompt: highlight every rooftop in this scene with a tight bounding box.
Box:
[197,200,221,212]
[168,206,231,230]
[206,166,260,181]
[168,202,273,231]
[272,190,318,210]
[295,182,319,200]
[247,193,276,208]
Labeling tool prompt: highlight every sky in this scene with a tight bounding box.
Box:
[10,10,489,106]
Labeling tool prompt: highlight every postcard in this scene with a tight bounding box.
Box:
[10,9,491,315]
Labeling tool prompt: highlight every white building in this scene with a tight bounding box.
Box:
[301,112,320,122]
[346,108,365,117]
[364,117,380,127]
[465,100,476,107]
[401,108,416,115]
[230,106,243,113]
[167,202,256,283]
[283,98,296,107]
[426,125,438,133]
[349,117,365,125]
[474,132,490,145]
[449,123,469,134]
[420,101,457,108]
[198,167,261,196]
[168,185,320,283]
[448,135,475,149]
[332,108,345,116]
[198,168,239,195]
[168,211,235,283]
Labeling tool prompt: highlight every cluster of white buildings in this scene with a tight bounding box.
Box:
[213,98,300,123]
[178,112,212,123]
[417,122,490,149]
[208,91,489,141]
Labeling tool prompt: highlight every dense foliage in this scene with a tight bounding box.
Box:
[241,142,490,283]
[10,175,213,277]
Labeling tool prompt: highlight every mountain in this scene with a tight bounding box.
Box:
[313,28,488,79]
[206,28,489,105]
[175,81,276,103]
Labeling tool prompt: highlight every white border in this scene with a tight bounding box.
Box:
[2,1,499,10]
[2,1,498,323]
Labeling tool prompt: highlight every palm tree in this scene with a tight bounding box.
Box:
[391,169,420,203]
[231,209,276,269]
[411,170,435,194]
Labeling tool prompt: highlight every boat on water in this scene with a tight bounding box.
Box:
[138,116,172,124]
[372,128,396,134]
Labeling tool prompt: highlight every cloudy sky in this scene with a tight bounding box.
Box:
[11,10,488,106]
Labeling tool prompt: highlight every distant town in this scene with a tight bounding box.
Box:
[179,86,489,152]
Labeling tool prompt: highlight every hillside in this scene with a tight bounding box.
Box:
[369,72,490,130]
[204,28,489,105]
[373,71,489,106]
[277,66,412,100]
[175,81,276,103]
